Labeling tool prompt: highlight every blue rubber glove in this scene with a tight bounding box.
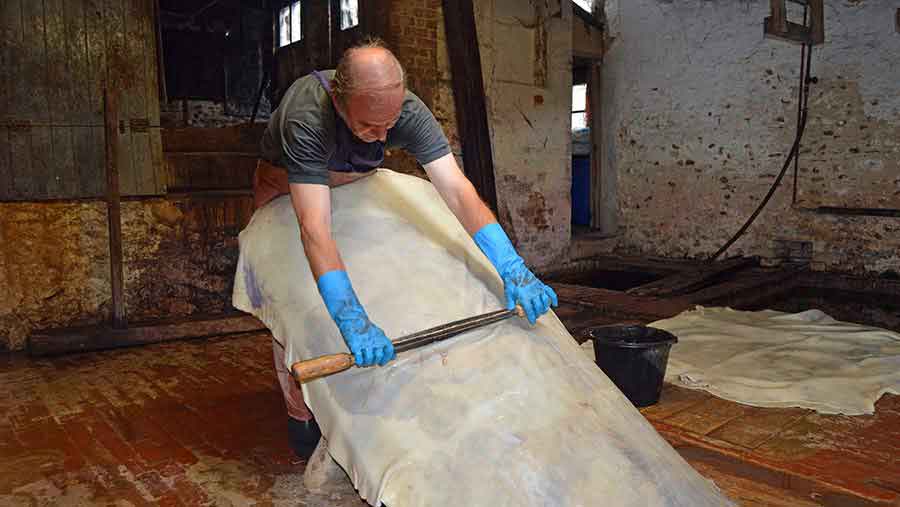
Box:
[473,222,558,325]
[317,270,396,367]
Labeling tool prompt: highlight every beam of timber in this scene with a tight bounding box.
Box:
[442,0,498,214]
[27,314,267,357]
[627,256,758,298]
[573,19,605,59]
[164,189,255,198]
[588,60,609,231]
[808,0,824,45]
[797,270,900,297]
[551,283,693,321]
[104,89,127,329]
[683,265,807,307]
[164,151,261,157]
[544,254,701,280]
[768,0,787,33]
[161,124,266,153]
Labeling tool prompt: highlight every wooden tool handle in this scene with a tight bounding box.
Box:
[292,353,355,383]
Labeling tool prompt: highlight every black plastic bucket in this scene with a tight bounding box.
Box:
[587,325,678,407]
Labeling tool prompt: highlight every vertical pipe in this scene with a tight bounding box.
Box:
[104,89,127,329]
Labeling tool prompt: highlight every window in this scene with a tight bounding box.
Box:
[278,1,302,48]
[573,0,593,14]
[339,0,359,30]
[571,84,587,130]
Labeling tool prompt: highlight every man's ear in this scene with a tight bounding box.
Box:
[328,84,341,110]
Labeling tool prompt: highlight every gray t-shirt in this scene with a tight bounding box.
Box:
[260,70,451,186]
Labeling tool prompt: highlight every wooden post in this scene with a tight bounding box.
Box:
[588,60,605,232]
[104,89,127,329]
[808,0,825,45]
[770,0,787,34]
[442,0,498,214]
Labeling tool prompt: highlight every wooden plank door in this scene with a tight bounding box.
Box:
[0,0,163,201]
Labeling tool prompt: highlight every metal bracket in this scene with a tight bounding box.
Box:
[130,118,150,133]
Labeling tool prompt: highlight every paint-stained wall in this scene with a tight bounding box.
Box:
[600,0,900,273]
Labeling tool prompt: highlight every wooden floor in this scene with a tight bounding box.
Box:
[3,326,897,506]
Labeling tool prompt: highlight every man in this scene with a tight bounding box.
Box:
[255,39,558,459]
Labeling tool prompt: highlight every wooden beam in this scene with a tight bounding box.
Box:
[541,254,703,286]
[27,314,267,357]
[573,20,605,60]
[587,61,607,231]
[764,0,824,46]
[797,271,900,298]
[104,89,127,329]
[442,0,498,213]
[551,283,693,321]
[683,265,806,307]
[161,124,266,153]
[769,0,787,34]
[808,0,824,45]
[627,257,758,298]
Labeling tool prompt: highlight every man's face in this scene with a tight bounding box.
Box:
[334,87,404,143]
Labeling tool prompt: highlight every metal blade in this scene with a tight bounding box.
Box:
[393,308,517,353]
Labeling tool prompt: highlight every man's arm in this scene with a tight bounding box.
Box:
[423,153,558,325]
[289,183,344,279]
[289,182,395,367]
[423,153,495,235]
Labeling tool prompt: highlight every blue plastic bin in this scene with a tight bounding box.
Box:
[571,155,591,225]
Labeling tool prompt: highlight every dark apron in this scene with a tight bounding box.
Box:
[311,70,386,173]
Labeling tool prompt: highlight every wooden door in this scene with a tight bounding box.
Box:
[0,0,163,201]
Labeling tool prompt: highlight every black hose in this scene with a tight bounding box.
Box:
[709,40,814,262]
[793,5,809,205]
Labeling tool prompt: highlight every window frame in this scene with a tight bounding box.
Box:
[277,0,303,49]
[571,83,588,131]
[338,0,359,31]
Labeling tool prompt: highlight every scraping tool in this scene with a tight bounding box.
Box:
[292,306,525,383]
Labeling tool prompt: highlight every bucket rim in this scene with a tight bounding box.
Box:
[587,324,678,349]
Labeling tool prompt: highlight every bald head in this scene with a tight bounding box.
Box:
[330,40,406,143]
[332,40,405,105]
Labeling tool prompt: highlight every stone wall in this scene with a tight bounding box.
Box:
[599,0,900,273]
[0,198,252,351]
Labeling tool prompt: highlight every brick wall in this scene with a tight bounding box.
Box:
[381,0,450,178]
